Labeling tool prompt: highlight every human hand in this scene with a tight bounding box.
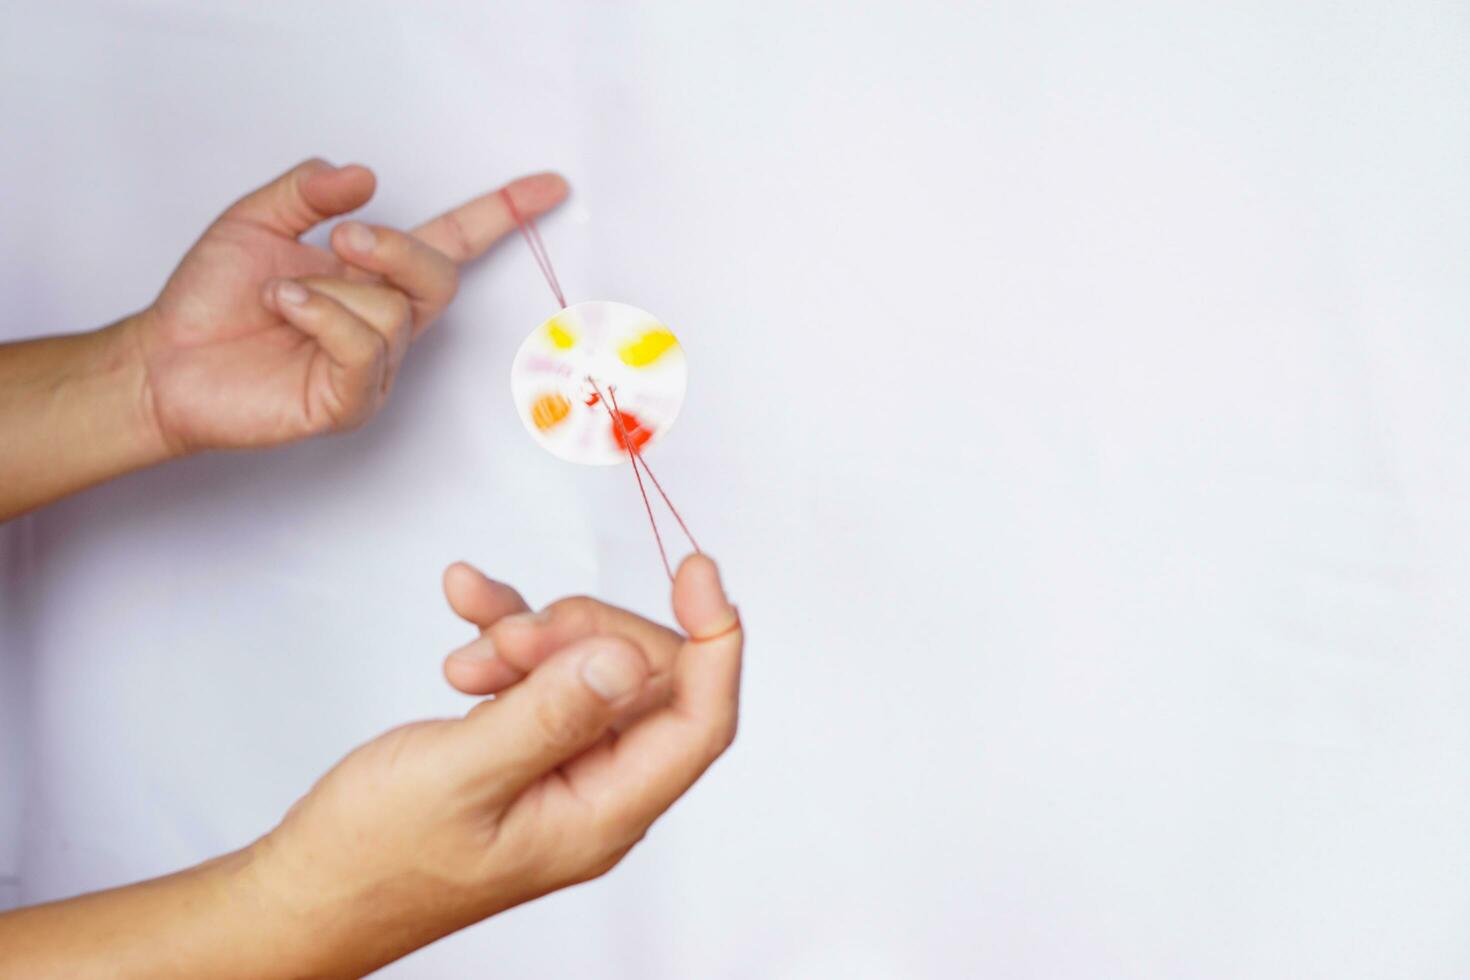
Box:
[245,555,741,978]
[127,158,567,454]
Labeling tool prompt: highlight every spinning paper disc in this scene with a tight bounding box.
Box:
[510,300,688,466]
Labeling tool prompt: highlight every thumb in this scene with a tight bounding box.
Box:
[222,158,377,238]
[451,636,650,806]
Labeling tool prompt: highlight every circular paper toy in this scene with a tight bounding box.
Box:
[510,300,688,466]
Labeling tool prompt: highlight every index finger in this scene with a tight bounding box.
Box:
[412,172,570,264]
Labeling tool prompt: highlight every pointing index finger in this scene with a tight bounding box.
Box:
[412,172,570,264]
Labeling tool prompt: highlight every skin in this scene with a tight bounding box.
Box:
[0,161,743,978]
[0,158,568,519]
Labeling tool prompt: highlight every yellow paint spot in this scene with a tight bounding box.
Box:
[544,316,577,350]
[531,393,571,431]
[618,327,679,367]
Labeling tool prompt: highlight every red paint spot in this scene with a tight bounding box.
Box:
[585,391,601,407]
[611,411,653,452]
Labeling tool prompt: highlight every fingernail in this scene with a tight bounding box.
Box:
[276,280,309,305]
[581,648,642,702]
[447,636,497,663]
[342,221,376,253]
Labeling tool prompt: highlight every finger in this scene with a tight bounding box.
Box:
[330,221,459,334]
[444,634,526,696]
[450,635,651,807]
[444,562,530,628]
[668,553,743,724]
[467,596,682,700]
[442,563,531,696]
[295,278,413,390]
[412,172,569,264]
[261,279,387,429]
[570,555,742,827]
[224,159,376,239]
[672,554,743,651]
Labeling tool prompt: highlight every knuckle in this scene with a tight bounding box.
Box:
[579,842,637,883]
[373,323,393,358]
[592,807,648,855]
[350,328,388,369]
[547,595,599,631]
[530,804,649,891]
[439,265,461,305]
[385,290,413,330]
[532,693,592,749]
[464,698,496,724]
[564,822,643,885]
[704,715,738,760]
[443,211,475,262]
[334,407,374,434]
[339,388,384,429]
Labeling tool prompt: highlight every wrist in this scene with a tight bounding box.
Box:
[102,309,186,464]
[213,835,351,980]
[0,313,181,520]
[238,828,448,980]
[53,311,181,474]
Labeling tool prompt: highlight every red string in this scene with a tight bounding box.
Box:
[501,187,702,579]
[588,378,702,581]
[610,386,701,554]
[688,612,741,644]
[500,188,567,309]
[635,459,701,554]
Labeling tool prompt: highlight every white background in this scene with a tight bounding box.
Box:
[3,2,1469,977]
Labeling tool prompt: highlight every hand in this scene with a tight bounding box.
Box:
[247,555,742,978]
[128,158,567,454]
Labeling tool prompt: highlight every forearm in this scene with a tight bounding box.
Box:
[0,844,323,980]
[0,834,469,980]
[0,316,173,521]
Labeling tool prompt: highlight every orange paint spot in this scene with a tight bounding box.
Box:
[531,393,571,431]
[611,410,653,452]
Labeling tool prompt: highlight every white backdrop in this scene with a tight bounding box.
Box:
[3,2,1469,977]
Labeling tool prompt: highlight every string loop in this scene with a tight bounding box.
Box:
[500,188,567,309]
[502,188,702,580]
